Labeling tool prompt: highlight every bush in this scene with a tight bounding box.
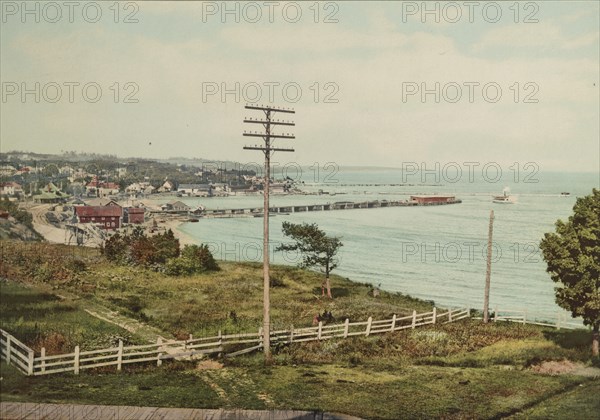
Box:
[165,244,220,276]
[181,244,219,271]
[164,256,198,276]
[103,228,181,268]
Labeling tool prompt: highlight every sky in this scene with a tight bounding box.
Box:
[1,1,599,172]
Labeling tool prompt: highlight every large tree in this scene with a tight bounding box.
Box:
[277,222,343,298]
[540,188,600,357]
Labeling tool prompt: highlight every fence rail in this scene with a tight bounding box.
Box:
[0,306,490,376]
[487,307,585,329]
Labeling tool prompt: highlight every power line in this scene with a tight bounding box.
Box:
[242,103,295,361]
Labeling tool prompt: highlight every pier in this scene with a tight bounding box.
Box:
[197,196,461,219]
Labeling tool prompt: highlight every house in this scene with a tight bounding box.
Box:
[126,182,154,195]
[0,165,16,176]
[86,198,121,207]
[161,200,190,213]
[123,207,145,224]
[0,182,23,196]
[177,184,212,197]
[86,177,119,197]
[158,180,175,193]
[33,183,70,203]
[75,205,122,230]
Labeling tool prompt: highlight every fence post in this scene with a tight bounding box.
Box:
[156,337,163,367]
[432,307,437,325]
[411,310,417,329]
[390,314,397,331]
[27,349,34,376]
[258,327,263,347]
[6,335,11,365]
[523,310,527,325]
[493,306,498,322]
[74,345,80,375]
[365,317,372,337]
[189,334,193,341]
[448,308,453,323]
[317,322,323,340]
[41,347,46,374]
[290,325,294,343]
[117,340,123,371]
[344,319,350,338]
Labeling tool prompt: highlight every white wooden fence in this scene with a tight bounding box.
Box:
[1,307,470,376]
[488,307,585,330]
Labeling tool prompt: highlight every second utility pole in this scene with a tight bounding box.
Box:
[243,104,295,361]
[483,209,494,323]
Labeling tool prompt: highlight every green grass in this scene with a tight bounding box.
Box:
[508,380,600,419]
[1,241,599,419]
[0,281,144,353]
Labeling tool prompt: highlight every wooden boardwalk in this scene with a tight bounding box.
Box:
[0,403,362,420]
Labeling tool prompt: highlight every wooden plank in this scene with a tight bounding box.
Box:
[79,354,119,364]
[120,342,161,351]
[79,360,119,370]
[35,352,77,361]
[34,359,75,369]
[10,357,29,373]
[123,349,160,358]
[78,346,120,356]
[226,344,262,357]
[33,366,76,375]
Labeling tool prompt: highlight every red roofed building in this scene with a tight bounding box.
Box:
[75,206,122,230]
[124,207,145,224]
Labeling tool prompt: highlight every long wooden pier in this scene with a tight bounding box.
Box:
[199,198,461,218]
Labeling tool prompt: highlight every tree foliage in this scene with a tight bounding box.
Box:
[277,222,342,298]
[103,227,218,275]
[103,227,180,267]
[165,244,220,276]
[540,188,600,356]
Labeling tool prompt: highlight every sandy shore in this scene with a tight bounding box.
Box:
[161,218,198,246]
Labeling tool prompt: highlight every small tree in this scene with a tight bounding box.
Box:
[277,222,342,298]
[540,189,600,357]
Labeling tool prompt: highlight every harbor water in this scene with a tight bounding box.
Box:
[176,167,598,318]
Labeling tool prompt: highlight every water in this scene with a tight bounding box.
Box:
[176,168,598,318]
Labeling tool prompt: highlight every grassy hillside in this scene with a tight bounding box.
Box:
[1,240,598,419]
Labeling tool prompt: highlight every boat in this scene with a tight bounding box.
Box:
[493,187,516,204]
[560,192,570,196]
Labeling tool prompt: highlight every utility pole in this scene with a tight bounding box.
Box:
[243,104,295,361]
[483,209,494,323]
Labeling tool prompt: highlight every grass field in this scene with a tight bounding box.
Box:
[1,241,598,419]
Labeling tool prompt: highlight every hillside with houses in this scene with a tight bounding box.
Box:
[0,151,300,246]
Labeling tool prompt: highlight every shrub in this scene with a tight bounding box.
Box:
[165,244,219,276]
